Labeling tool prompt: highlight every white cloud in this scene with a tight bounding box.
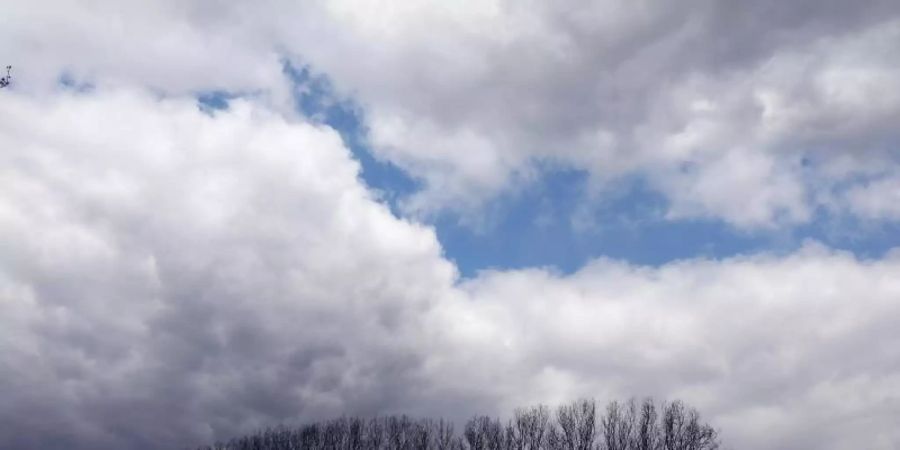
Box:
[281,1,900,226]
[436,245,900,449]
[842,176,900,220]
[6,0,900,226]
[3,2,900,449]
[2,85,900,449]
[0,89,456,448]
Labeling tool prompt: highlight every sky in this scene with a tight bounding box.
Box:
[1,1,900,449]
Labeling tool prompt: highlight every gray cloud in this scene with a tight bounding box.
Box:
[1,88,900,450]
[440,247,900,449]
[3,2,900,449]
[287,0,900,225]
[6,0,900,225]
[0,90,454,448]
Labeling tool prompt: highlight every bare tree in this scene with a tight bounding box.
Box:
[365,417,385,450]
[195,398,719,450]
[682,408,719,450]
[601,401,631,450]
[299,423,321,450]
[435,419,457,450]
[635,399,660,450]
[556,399,596,450]
[512,405,550,450]
[661,401,719,450]
[544,422,562,450]
[387,415,414,450]
[0,66,10,88]
[465,416,505,450]
[347,417,364,450]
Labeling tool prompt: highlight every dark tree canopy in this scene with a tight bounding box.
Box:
[196,398,720,450]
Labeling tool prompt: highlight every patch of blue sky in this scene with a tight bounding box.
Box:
[246,67,900,278]
[432,171,770,277]
[434,170,900,277]
[58,72,94,93]
[196,90,239,113]
[196,87,277,113]
[283,63,420,211]
[193,64,419,212]
[796,209,900,260]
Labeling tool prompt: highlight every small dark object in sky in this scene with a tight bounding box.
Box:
[0,66,12,88]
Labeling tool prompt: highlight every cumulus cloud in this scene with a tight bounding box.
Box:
[2,89,900,449]
[6,0,900,226]
[287,0,900,226]
[842,176,900,220]
[0,89,455,448]
[438,245,900,449]
[3,2,900,450]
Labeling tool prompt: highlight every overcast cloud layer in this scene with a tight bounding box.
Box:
[2,1,900,449]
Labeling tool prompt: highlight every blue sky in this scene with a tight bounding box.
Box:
[212,64,900,278]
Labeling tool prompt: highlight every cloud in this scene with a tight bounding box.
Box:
[3,2,900,450]
[3,1,284,95]
[0,89,456,448]
[439,244,900,449]
[284,0,900,226]
[842,175,900,220]
[6,0,900,226]
[2,89,900,449]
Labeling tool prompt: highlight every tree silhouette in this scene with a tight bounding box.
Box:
[195,398,720,450]
[0,66,11,88]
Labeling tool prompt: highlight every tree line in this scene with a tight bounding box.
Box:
[196,398,721,450]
